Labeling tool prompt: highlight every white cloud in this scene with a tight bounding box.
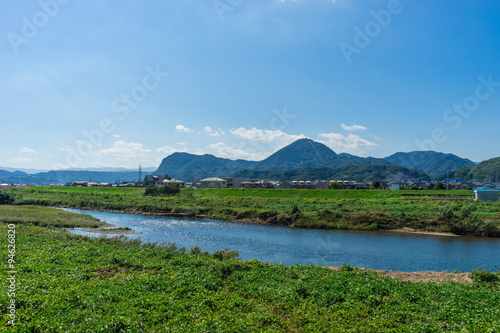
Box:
[112,134,120,138]
[175,125,193,133]
[20,147,37,154]
[341,124,367,131]
[156,146,187,155]
[230,127,307,147]
[204,126,225,137]
[95,141,152,160]
[317,133,376,153]
[8,157,35,164]
[208,142,268,161]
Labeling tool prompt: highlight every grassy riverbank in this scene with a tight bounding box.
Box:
[5,187,500,236]
[1,205,499,332]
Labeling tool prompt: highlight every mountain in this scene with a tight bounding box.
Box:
[155,153,255,181]
[0,170,141,185]
[155,139,391,181]
[0,166,48,174]
[384,151,474,177]
[230,165,431,182]
[254,139,390,170]
[439,157,500,181]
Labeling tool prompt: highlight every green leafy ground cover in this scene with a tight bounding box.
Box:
[0,206,499,332]
[5,187,500,236]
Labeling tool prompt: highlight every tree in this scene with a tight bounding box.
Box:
[164,174,171,180]
[329,181,341,189]
[372,180,381,189]
[435,182,446,190]
[0,191,14,205]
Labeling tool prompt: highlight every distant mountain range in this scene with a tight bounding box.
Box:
[384,151,474,177]
[0,139,484,184]
[155,138,473,181]
[0,169,143,185]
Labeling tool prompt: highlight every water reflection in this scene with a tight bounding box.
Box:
[64,209,500,272]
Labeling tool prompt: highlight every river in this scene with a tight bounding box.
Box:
[64,209,500,272]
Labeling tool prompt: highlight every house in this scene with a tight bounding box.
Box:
[143,175,164,186]
[353,181,369,189]
[241,180,274,189]
[449,182,475,190]
[389,181,405,190]
[72,181,88,187]
[222,177,246,188]
[87,182,100,187]
[278,181,294,189]
[163,179,185,188]
[313,181,330,189]
[200,177,227,188]
[184,182,198,188]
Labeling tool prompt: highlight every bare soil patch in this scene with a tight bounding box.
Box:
[325,266,472,283]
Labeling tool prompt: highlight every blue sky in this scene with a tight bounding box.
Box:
[1,0,499,170]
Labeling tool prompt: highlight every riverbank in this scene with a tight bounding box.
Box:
[324,266,473,283]
[5,186,500,237]
[1,205,498,331]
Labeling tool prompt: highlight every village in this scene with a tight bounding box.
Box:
[61,172,500,192]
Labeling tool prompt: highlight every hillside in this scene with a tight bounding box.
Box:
[439,157,500,181]
[155,139,391,181]
[0,170,140,184]
[385,151,474,177]
[254,139,390,170]
[155,152,255,181]
[230,164,430,182]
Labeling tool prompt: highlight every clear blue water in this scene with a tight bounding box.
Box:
[64,209,500,272]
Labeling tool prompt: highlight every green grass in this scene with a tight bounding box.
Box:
[0,205,104,228]
[1,206,499,332]
[5,187,500,237]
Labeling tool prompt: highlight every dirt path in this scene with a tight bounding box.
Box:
[324,266,472,283]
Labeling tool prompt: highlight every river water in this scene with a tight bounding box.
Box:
[64,209,500,272]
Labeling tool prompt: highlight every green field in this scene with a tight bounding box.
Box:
[4,186,500,237]
[0,205,499,332]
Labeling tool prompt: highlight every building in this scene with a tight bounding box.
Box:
[389,181,405,190]
[143,175,164,186]
[474,188,500,202]
[313,181,330,189]
[72,181,88,187]
[200,177,227,188]
[240,179,275,189]
[221,177,247,188]
[163,179,186,188]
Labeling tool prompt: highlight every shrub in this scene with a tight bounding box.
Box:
[213,248,240,261]
[143,184,180,197]
[438,205,456,222]
[0,191,14,205]
[471,269,499,283]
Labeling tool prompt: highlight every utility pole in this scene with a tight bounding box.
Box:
[139,164,142,182]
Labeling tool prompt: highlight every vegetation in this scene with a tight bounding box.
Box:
[0,205,104,228]
[442,156,500,182]
[143,184,180,196]
[230,165,430,182]
[5,186,500,237]
[1,206,499,331]
[385,151,474,178]
[0,191,14,205]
